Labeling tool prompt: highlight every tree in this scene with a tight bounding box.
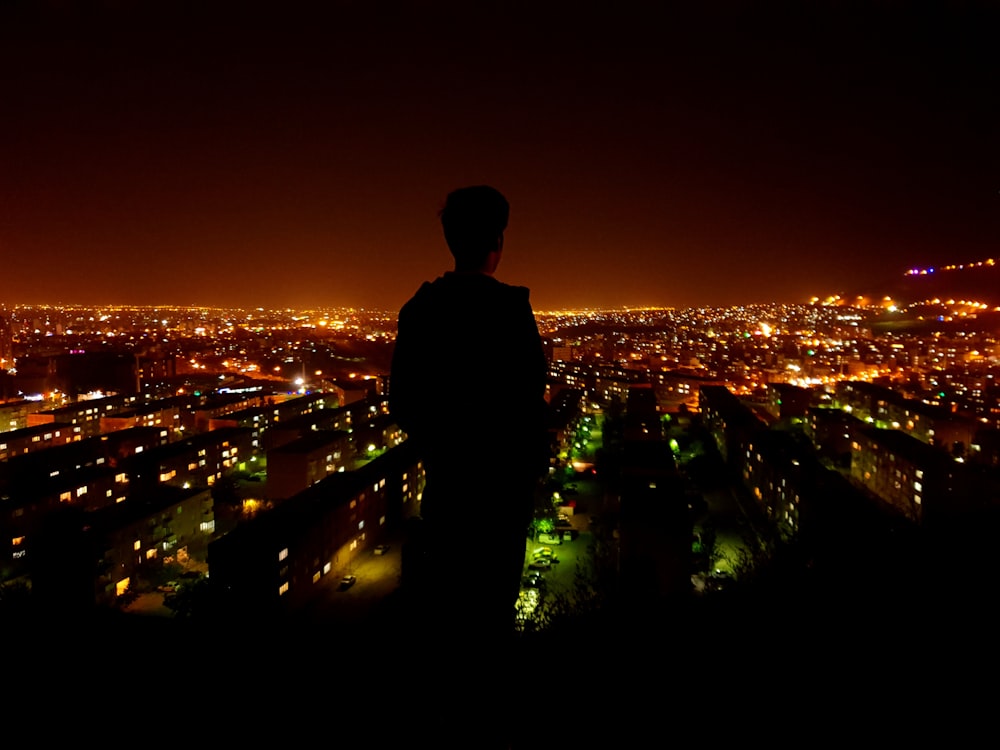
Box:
[531,516,555,538]
[0,580,34,620]
[516,532,620,645]
[211,475,242,509]
[692,522,719,573]
[162,575,213,619]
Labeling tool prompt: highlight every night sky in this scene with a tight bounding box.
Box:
[2,2,997,312]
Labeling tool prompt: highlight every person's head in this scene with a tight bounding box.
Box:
[439,185,509,272]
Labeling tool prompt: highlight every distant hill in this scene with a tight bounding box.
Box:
[841,260,1000,307]
[835,259,1000,334]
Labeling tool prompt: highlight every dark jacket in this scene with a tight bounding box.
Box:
[389,272,549,522]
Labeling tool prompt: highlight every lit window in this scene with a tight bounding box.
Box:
[278,548,289,562]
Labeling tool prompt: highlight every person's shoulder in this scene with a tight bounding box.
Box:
[497,280,532,307]
[507,282,530,299]
[478,275,529,299]
[494,278,528,293]
[401,274,532,313]
[436,273,529,301]
[398,281,436,313]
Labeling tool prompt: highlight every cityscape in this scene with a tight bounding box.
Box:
[2,260,999,628]
[3,268,1000,734]
[3,3,998,740]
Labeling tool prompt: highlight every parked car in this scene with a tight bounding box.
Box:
[528,558,552,570]
[338,574,357,591]
[374,544,390,555]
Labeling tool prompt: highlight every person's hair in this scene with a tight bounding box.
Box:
[439,185,509,270]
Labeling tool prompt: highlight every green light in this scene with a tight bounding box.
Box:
[534,517,554,534]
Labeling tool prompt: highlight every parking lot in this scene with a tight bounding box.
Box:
[518,505,600,624]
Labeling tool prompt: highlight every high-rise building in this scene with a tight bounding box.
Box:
[0,314,13,372]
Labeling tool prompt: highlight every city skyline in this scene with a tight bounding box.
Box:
[2,3,997,312]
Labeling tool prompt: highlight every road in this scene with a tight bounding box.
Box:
[291,527,408,627]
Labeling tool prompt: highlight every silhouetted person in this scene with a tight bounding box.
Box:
[390,185,549,653]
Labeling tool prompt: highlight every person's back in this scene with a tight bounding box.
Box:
[393,271,547,520]
[389,185,549,647]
